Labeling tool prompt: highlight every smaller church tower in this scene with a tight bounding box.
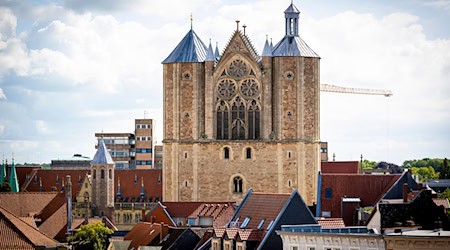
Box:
[91,140,115,219]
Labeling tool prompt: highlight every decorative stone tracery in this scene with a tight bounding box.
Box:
[216,59,261,140]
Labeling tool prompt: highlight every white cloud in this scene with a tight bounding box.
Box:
[423,0,450,10]
[35,120,49,134]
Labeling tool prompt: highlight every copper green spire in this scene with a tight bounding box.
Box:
[9,157,19,192]
[0,158,5,184]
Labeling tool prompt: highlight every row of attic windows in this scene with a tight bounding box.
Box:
[229,216,274,230]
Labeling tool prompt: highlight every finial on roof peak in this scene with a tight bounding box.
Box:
[243,24,247,35]
[190,13,193,30]
[236,20,240,31]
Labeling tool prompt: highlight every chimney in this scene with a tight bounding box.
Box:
[403,183,409,202]
[141,209,146,222]
[66,175,72,238]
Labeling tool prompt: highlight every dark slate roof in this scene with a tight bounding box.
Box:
[382,171,419,200]
[91,140,114,165]
[272,36,319,57]
[261,37,273,57]
[285,3,300,14]
[162,29,207,64]
[205,41,215,62]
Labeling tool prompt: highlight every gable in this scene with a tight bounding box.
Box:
[218,31,260,69]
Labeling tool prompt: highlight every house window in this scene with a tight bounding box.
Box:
[187,218,196,225]
[245,148,252,159]
[257,219,265,229]
[93,170,96,179]
[307,247,316,250]
[184,152,188,159]
[233,176,243,193]
[325,188,332,199]
[101,169,105,179]
[287,151,292,159]
[290,247,299,250]
[109,169,112,179]
[224,147,230,159]
[240,217,251,228]
[266,220,274,230]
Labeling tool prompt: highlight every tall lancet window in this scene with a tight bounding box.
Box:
[215,60,261,140]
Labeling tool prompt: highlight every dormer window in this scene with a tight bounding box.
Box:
[257,219,265,229]
[240,217,251,228]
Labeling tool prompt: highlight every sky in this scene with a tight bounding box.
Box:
[0,0,449,165]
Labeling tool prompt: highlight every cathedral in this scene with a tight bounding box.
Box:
[162,2,320,205]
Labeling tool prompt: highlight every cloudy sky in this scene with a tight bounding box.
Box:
[0,0,449,165]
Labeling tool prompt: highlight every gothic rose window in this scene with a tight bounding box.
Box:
[240,79,259,98]
[228,59,249,78]
[216,60,261,140]
[217,79,237,100]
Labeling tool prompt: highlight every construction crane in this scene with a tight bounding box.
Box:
[320,84,393,97]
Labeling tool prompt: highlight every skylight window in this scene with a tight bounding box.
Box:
[266,220,274,231]
[257,219,265,229]
[240,217,251,228]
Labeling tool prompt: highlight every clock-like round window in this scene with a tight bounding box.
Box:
[217,79,237,99]
[240,79,259,98]
[228,60,249,78]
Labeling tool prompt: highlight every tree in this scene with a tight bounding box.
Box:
[68,222,113,250]
[0,182,12,192]
[439,188,450,200]
[410,166,439,182]
[439,158,450,179]
[362,159,377,169]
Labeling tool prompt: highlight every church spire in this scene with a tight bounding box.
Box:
[284,1,300,36]
[140,177,146,198]
[262,35,273,56]
[9,156,18,192]
[117,177,122,198]
[0,157,5,184]
[205,39,215,62]
[215,42,220,60]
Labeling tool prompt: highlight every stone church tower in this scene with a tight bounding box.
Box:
[91,140,115,219]
[162,2,320,205]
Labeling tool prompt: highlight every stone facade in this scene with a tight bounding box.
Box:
[163,5,320,205]
[91,163,114,218]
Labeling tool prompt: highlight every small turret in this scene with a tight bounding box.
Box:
[9,157,18,192]
[261,35,273,57]
[205,40,215,62]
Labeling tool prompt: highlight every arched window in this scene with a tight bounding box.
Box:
[224,147,230,160]
[109,169,112,179]
[246,148,252,159]
[93,170,96,179]
[215,60,260,141]
[101,169,105,179]
[233,176,243,193]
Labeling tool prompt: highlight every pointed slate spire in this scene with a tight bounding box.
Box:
[91,140,114,165]
[162,28,207,63]
[9,157,18,192]
[205,39,215,62]
[273,2,319,57]
[270,38,273,50]
[215,42,220,60]
[140,177,146,197]
[262,35,273,56]
[117,177,122,197]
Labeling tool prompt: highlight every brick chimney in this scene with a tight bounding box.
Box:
[403,183,409,202]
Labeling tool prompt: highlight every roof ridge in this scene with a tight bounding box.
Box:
[0,204,59,246]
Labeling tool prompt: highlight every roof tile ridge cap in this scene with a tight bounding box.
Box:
[240,32,260,60]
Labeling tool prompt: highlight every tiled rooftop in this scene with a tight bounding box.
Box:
[0,205,60,249]
[317,218,346,228]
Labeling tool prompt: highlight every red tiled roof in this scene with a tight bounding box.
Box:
[124,222,168,250]
[0,192,59,217]
[233,193,290,230]
[115,169,162,201]
[225,228,238,239]
[214,228,226,238]
[321,161,359,174]
[17,168,163,202]
[317,218,346,228]
[433,198,450,209]
[321,174,401,224]
[163,201,233,218]
[23,169,90,199]
[237,229,262,241]
[0,205,60,249]
[187,203,235,228]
